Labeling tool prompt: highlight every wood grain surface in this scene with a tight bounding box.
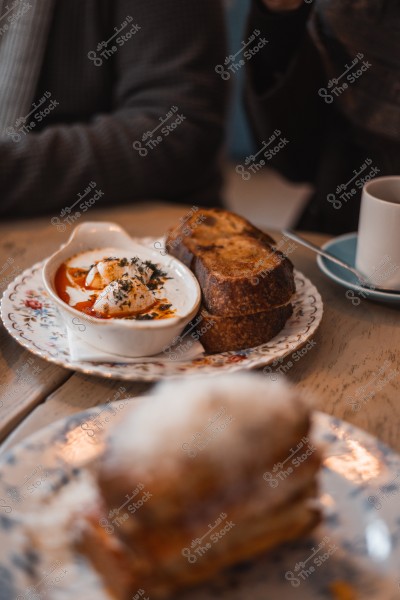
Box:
[0,202,399,454]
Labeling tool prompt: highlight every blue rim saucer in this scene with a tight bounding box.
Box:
[316,232,400,306]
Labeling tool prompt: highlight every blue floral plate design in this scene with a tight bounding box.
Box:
[0,403,399,599]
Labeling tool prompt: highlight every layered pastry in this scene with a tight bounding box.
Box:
[77,373,322,599]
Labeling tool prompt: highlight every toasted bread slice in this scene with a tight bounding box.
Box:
[198,302,293,353]
[166,208,295,316]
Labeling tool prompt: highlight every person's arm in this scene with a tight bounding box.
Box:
[248,0,312,95]
[262,0,303,9]
[0,0,228,218]
[245,0,328,183]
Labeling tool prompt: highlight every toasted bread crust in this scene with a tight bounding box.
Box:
[193,250,294,316]
[166,208,295,316]
[199,303,293,353]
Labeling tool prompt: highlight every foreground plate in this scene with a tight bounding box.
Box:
[316,233,400,306]
[0,402,399,599]
[0,238,323,381]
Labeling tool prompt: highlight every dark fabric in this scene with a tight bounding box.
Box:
[246,0,400,234]
[0,0,55,133]
[0,0,228,218]
[309,0,400,143]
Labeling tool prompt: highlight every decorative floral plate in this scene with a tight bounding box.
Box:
[0,239,323,381]
[0,403,399,599]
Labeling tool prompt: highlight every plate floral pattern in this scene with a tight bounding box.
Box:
[0,406,399,599]
[0,239,323,381]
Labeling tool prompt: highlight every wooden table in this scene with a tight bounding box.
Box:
[0,203,399,455]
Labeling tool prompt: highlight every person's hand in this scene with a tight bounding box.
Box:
[260,0,304,12]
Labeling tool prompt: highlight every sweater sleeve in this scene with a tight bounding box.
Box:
[245,0,328,183]
[247,0,313,95]
[0,0,228,217]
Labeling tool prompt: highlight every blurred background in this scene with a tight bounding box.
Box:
[223,0,312,230]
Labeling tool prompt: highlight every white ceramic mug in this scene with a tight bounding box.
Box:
[356,176,400,290]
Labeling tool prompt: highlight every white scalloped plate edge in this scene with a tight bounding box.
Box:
[0,241,323,381]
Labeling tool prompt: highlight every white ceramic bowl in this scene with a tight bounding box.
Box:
[42,222,201,358]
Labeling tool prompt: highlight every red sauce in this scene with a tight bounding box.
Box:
[54,263,71,305]
[55,261,176,321]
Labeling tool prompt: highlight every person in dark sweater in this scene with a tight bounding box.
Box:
[0,0,228,219]
[246,0,400,234]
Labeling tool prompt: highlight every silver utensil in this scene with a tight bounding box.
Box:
[283,230,400,295]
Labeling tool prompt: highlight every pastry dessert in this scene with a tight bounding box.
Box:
[78,373,322,599]
[165,208,295,352]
